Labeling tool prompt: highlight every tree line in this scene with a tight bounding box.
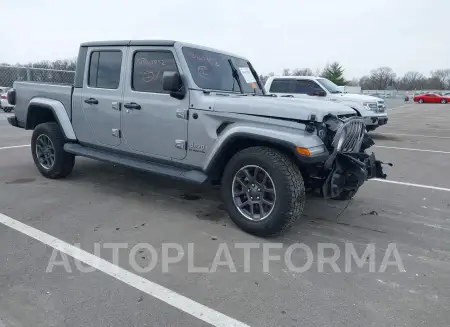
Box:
[259,62,450,91]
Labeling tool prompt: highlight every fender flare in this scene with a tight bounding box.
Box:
[203,124,324,172]
[27,98,77,141]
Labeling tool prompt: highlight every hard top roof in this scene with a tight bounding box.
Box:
[80,40,247,59]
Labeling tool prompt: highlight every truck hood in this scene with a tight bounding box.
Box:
[210,95,356,121]
[336,93,383,103]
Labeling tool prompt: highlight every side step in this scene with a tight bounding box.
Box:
[64,143,208,184]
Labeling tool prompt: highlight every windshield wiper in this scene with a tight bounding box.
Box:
[228,59,244,94]
[331,90,342,94]
[247,61,265,95]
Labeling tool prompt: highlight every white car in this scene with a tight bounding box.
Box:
[265,76,388,131]
[0,88,14,112]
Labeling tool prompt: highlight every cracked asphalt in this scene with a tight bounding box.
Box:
[0,100,449,327]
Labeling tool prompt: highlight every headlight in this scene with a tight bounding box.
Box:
[363,102,378,111]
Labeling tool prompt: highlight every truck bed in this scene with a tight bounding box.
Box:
[12,81,73,126]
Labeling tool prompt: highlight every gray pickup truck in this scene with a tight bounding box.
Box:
[6,40,388,237]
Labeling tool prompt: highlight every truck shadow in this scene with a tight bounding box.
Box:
[66,158,385,237]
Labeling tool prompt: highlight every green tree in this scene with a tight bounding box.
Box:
[322,62,348,86]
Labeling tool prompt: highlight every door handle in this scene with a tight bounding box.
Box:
[123,102,141,110]
[84,98,98,105]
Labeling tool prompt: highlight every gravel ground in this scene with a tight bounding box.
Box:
[0,101,449,327]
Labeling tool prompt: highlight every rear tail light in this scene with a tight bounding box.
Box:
[1,95,6,99]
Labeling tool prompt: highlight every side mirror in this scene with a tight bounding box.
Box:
[310,90,326,97]
[162,71,185,100]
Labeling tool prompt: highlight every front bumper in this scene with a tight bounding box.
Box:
[321,150,387,199]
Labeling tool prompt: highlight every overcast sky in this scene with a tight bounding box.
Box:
[2,0,448,78]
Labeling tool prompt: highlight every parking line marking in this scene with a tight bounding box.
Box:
[372,179,450,192]
[374,145,450,154]
[0,213,250,327]
[0,144,30,150]
[374,132,450,139]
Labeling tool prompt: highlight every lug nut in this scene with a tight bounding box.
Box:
[251,197,253,200]
[257,197,260,200]
[258,188,261,192]
[252,184,255,187]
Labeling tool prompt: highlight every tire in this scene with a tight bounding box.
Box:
[331,189,358,201]
[441,99,447,104]
[366,126,377,132]
[221,146,305,237]
[31,122,75,179]
[3,108,10,113]
[418,99,424,103]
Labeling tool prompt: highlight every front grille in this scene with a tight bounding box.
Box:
[331,117,365,153]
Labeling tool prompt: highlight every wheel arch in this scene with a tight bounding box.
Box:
[26,98,77,140]
[205,133,298,184]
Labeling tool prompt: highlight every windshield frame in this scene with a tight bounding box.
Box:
[316,78,342,94]
[179,45,265,95]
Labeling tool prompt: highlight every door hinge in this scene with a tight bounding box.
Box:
[112,129,121,138]
[176,109,188,120]
[175,140,186,150]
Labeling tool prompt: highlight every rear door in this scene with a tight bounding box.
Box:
[81,47,126,147]
[121,46,188,159]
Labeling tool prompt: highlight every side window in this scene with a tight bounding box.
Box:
[295,80,322,94]
[132,51,179,93]
[88,51,122,89]
[269,79,295,93]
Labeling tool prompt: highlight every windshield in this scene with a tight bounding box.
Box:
[316,78,342,93]
[182,47,264,95]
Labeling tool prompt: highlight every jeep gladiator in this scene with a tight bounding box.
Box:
[6,40,388,237]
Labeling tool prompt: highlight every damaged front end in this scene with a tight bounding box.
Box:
[316,115,390,199]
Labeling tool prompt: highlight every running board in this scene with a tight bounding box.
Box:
[64,143,208,184]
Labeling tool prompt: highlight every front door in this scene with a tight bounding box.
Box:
[81,46,126,147]
[121,46,188,159]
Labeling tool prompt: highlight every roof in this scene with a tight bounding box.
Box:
[269,76,322,80]
[79,40,247,60]
[80,40,176,47]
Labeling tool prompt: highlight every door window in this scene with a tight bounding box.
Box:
[88,51,122,89]
[132,51,179,93]
[295,80,323,94]
[269,79,295,93]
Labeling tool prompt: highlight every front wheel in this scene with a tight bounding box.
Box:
[31,122,75,179]
[441,99,447,104]
[221,146,305,237]
[418,99,424,103]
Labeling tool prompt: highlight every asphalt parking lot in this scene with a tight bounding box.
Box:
[1,101,449,327]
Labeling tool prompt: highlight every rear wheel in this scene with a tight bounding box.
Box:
[221,146,305,237]
[418,99,424,103]
[31,122,75,179]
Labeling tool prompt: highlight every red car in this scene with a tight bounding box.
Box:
[413,93,450,104]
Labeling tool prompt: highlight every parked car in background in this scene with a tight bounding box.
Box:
[413,93,450,104]
[0,87,14,112]
[265,76,388,131]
